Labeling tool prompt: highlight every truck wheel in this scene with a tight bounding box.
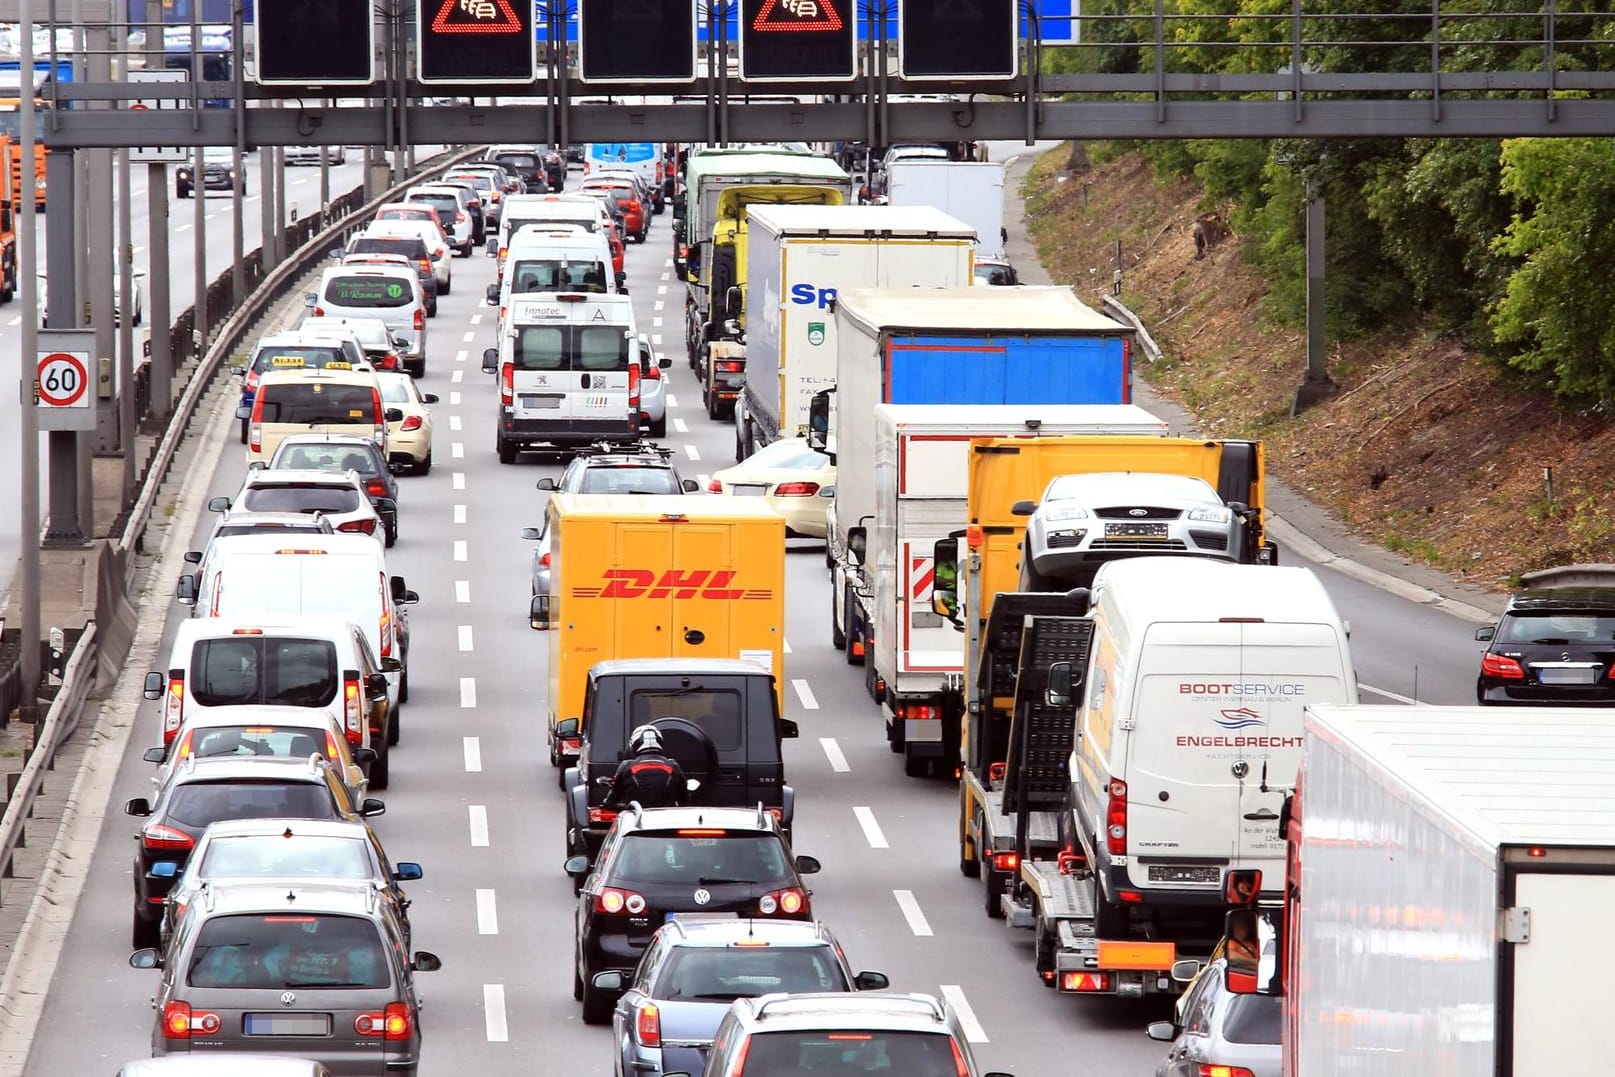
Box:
[984,868,1006,919]
[888,717,904,752]
[705,387,720,420]
[1035,923,1057,985]
[650,415,667,438]
[239,416,249,445]
[830,588,846,650]
[843,590,864,666]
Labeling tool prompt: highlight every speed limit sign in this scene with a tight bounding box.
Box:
[36,331,98,432]
[37,351,89,407]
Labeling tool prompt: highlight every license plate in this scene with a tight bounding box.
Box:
[730,484,768,497]
[244,1012,331,1037]
[1538,666,1598,685]
[519,394,562,409]
[1147,864,1221,884]
[1106,522,1169,538]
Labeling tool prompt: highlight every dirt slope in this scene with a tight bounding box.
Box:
[1021,148,1615,591]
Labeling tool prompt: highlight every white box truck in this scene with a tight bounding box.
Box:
[834,403,1169,777]
[734,204,975,461]
[1234,703,1615,1075]
[885,160,1007,259]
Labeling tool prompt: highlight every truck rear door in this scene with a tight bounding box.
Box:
[669,520,740,661]
[1508,870,1615,1073]
[897,435,972,675]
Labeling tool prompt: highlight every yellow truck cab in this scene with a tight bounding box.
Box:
[532,494,786,768]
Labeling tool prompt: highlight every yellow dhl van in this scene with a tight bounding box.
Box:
[533,494,786,766]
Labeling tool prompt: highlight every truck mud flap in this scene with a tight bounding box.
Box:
[1214,440,1260,505]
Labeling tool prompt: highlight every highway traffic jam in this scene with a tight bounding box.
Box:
[48,140,1615,1077]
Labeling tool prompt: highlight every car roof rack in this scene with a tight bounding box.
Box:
[577,438,672,460]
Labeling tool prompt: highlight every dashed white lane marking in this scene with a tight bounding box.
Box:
[469,313,483,325]
[449,391,462,405]
[452,442,465,458]
[483,984,508,1042]
[893,890,933,937]
[657,284,667,295]
[458,625,474,652]
[653,316,663,328]
[452,472,466,490]
[7,315,19,326]
[455,349,467,363]
[673,418,688,433]
[454,539,468,561]
[684,444,699,460]
[451,369,464,383]
[941,986,988,1043]
[1361,682,1420,705]
[476,889,499,934]
[453,504,467,524]
[175,222,191,232]
[462,330,475,342]
[792,679,819,710]
[652,334,663,348]
[653,299,665,311]
[820,737,850,773]
[662,259,672,269]
[665,392,677,408]
[464,736,482,771]
[853,806,888,849]
[460,677,477,708]
[450,415,463,431]
[468,805,490,846]
[456,580,471,603]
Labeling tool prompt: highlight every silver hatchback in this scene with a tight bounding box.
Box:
[1148,959,1282,1077]
[131,882,440,1077]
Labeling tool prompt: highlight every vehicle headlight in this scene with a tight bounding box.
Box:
[1187,507,1232,524]
[1043,505,1089,522]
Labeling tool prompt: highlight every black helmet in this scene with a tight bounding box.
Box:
[629,727,663,756]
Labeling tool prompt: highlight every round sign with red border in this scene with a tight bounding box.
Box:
[37,352,90,407]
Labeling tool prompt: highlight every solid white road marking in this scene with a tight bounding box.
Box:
[453,504,467,524]
[460,677,477,707]
[452,369,464,383]
[7,316,19,326]
[893,890,933,937]
[464,736,482,772]
[462,331,475,342]
[483,984,508,1042]
[450,415,463,431]
[792,679,819,710]
[452,472,466,490]
[456,580,471,603]
[673,418,688,434]
[941,986,988,1043]
[449,391,462,405]
[853,806,888,849]
[455,349,467,364]
[665,392,677,408]
[1361,682,1421,705]
[452,442,464,458]
[684,444,699,460]
[468,806,490,846]
[454,539,468,561]
[819,737,850,773]
[458,625,474,652]
[476,889,499,934]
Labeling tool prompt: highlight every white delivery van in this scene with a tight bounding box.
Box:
[1069,557,1356,927]
[481,292,641,463]
[495,194,611,272]
[488,227,621,323]
[184,534,418,721]
[307,264,429,376]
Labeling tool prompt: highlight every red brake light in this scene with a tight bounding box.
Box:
[161,1001,220,1039]
[757,888,807,917]
[400,415,423,431]
[456,211,466,223]
[343,675,363,745]
[539,552,551,567]
[949,1038,971,1077]
[244,368,260,392]
[500,363,514,406]
[707,479,723,493]
[413,307,424,332]
[365,478,388,497]
[162,674,185,742]
[636,1002,661,1047]
[992,851,1020,873]
[772,481,819,497]
[1196,1067,1256,1077]
[595,887,646,915]
[312,306,325,317]
[643,363,660,381]
[1481,652,1525,680]
[355,1001,412,1040]
[716,360,743,373]
[1106,778,1128,856]
[587,807,617,824]
[628,361,641,411]
[142,824,195,852]
[338,519,378,536]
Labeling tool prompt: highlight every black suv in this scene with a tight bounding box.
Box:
[565,805,821,1026]
[559,659,798,858]
[1475,586,1615,704]
[124,755,386,949]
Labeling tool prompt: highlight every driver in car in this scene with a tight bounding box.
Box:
[606,726,688,809]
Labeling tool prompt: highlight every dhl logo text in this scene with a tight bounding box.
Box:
[572,569,773,600]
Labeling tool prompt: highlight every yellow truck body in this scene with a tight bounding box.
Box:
[546,494,787,755]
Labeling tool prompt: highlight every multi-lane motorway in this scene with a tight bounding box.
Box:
[21,156,1488,1075]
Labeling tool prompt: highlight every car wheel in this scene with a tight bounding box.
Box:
[649,415,666,439]
[830,587,846,650]
[385,520,397,548]
[369,740,391,790]
[399,669,409,706]
[581,976,615,1025]
[239,416,249,445]
[416,452,432,476]
[705,387,720,421]
[388,704,401,744]
[497,435,517,465]
[409,358,425,378]
[573,965,584,1002]
[131,906,159,950]
[427,301,438,318]
[439,275,451,296]
[904,747,928,779]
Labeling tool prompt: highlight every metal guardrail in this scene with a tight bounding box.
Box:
[0,624,96,899]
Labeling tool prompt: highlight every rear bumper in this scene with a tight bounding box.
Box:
[501,413,638,446]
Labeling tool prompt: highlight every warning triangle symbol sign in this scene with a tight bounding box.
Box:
[752,0,844,32]
[431,0,524,34]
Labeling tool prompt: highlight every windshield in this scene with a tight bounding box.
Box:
[271,444,382,476]
[165,781,338,828]
[745,439,824,470]
[512,325,629,373]
[508,258,609,294]
[256,383,378,425]
[1042,472,1221,504]
[188,914,389,990]
[656,946,847,1001]
[188,636,338,708]
[509,215,599,236]
[575,466,680,495]
[323,275,413,309]
[181,725,334,763]
[376,378,415,405]
[613,833,790,887]
[250,346,349,376]
[742,1031,961,1075]
[408,193,460,220]
[200,835,372,881]
[240,485,363,515]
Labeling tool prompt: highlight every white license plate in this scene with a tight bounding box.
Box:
[1538,666,1598,685]
[519,394,561,409]
[730,484,768,497]
[1147,864,1221,884]
[245,1012,331,1036]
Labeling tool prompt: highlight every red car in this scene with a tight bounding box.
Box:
[582,180,647,243]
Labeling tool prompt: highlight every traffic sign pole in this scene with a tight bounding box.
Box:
[17,0,40,721]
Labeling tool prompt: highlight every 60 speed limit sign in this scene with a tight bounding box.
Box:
[37,351,90,407]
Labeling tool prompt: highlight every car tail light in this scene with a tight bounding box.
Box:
[379,576,393,658]
[643,363,660,381]
[716,360,743,374]
[161,674,185,743]
[338,518,378,536]
[773,481,819,497]
[1196,1067,1256,1077]
[413,307,424,332]
[326,731,342,760]
[162,1001,220,1039]
[312,306,325,317]
[400,414,423,431]
[500,363,514,406]
[354,1001,412,1040]
[757,888,807,917]
[142,824,194,852]
[627,361,640,411]
[595,887,646,915]
[1481,652,1524,680]
[1106,778,1128,856]
[896,702,937,720]
[636,1002,661,1048]
[365,478,389,498]
[249,396,264,453]
[343,674,363,745]
[417,257,432,277]
[587,807,617,824]
[538,552,551,568]
[992,851,1019,873]
[949,1039,971,1077]
[724,1039,751,1077]
[707,479,723,493]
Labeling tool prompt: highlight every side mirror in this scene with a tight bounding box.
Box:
[1045,661,1078,708]
[563,855,591,877]
[389,575,408,602]
[1169,958,1201,984]
[384,408,404,423]
[554,717,579,738]
[853,971,889,991]
[724,284,741,318]
[234,404,251,418]
[175,574,198,605]
[616,270,627,288]
[182,550,202,564]
[1145,1021,1176,1043]
[353,747,378,765]
[360,798,387,817]
[591,970,627,993]
[393,335,412,350]
[846,526,867,566]
[128,948,162,970]
[1224,868,1262,906]
[125,797,153,817]
[366,672,389,697]
[142,746,167,764]
[682,479,699,493]
[485,283,499,305]
[930,537,960,623]
[779,717,799,739]
[1011,499,1037,517]
[530,594,552,630]
[423,393,440,404]
[400,590,419,605]
[481,348,499,374]
[143,671,165,699]
[793,854,821,875]
[393,862,424,882]
[486,236,498,253]
[659,354,672,370]
[412,951,443,973]
[1475,625,1496,642]
[536,478,556,491]
[206,495,230,513]
[149,860,179,879]
[806,389,832,455]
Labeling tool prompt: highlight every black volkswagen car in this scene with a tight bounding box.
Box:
[1475,586,1615,704]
